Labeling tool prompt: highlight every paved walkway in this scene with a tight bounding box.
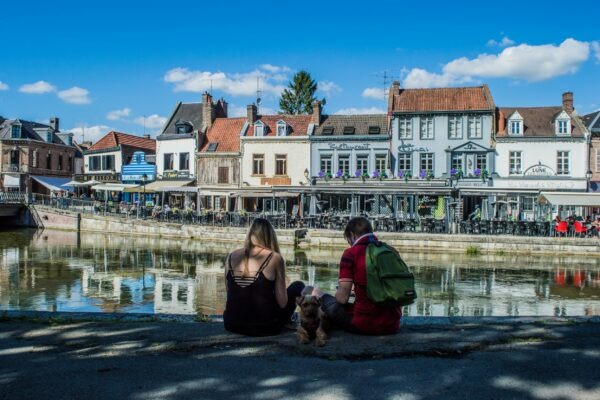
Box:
[1,312,600,399]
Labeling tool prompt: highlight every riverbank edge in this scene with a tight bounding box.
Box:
[3,310,600,360]
[28,205,600,256]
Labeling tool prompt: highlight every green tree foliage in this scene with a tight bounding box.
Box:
[279,71,323,115]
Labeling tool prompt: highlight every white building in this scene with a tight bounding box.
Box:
[493,92,589,219]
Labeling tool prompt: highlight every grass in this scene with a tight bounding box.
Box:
[466,245,481,256]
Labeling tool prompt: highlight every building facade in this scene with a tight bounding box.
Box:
[583,110,600,192]
[0,117,78,194]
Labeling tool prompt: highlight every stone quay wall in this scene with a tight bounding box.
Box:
[25,205,600,256]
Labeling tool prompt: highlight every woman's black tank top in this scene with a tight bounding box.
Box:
[223,252,284,336]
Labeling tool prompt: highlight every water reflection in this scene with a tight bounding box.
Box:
[1,229,599,317]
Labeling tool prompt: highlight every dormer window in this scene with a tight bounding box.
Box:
[507,111,523,136]
[175,120,192,134]
[343,126,355,135]
[555,111,571,136]
[11,125,21,139]
[46,130,53,143]
[254,121,265,137]
[276,120,288,136]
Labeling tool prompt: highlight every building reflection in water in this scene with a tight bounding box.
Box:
[1,228,600,317]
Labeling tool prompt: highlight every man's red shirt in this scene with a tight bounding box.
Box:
[339,234,401,334]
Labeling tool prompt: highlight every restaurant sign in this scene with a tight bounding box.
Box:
[523,164,554,176]
[397,140,430,154]
[328,143,370,150]
[121,173,156,181]
[163,170,190,179]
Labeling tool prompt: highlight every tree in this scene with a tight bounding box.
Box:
[279,71,323,115]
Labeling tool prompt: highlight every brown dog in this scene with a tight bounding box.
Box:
[296,286,329,346]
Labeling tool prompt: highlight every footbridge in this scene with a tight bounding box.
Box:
[0,192,28,218]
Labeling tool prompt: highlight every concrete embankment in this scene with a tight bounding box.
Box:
[28,205,600,256]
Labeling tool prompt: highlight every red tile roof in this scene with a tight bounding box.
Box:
[200,117,246,153]
[391,85,495,113]
[246,115,312,137]
[88,131,156,152]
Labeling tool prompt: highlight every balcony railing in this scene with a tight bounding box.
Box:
[2,164,21,172]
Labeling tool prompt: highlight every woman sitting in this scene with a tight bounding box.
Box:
[224,218,304,336]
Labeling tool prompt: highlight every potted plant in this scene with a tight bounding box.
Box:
[481,168,489,182]
[426,170,434,181]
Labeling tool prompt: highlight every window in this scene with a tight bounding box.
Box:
[32,150,38,168]
[343,126,355,135]
[252,154,264,175]
[557,120,569,135]
[254,121,264,137]
[467,115,482,139]
[475,154,487,171]
[207,143,218,152]
[217,166,229,184]
[11,125,21,139]
[521,196,534,212]
[419,116,434,139]
[322,126,334,135]
[46,153,52,170]
[596,149,600,172]
[89,155,100,171]
[397,153,412,174]
[368,126,381,135]
[101,155,114,171]
[398,117,412,139]
[557,151,570,175]
[275,154,287,175]
[510,120,522,135]
[320,155,332,174]
[179,152,189,170]
[163,153,174,170]
[509,151,522,175]
[338,155,350,174]
[9,150,19,167]
[448,116,462,139]
[68,156,72,172]
[420,153,434,173]
[451,154,462,172]
[58,155,63,171]
[276,121,287,136]
[356,155,369,174]
[375,154,387,172]
[46,131,53,143]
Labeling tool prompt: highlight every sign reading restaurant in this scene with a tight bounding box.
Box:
[328,143,370,150]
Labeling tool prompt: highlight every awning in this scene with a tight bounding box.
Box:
[2,174,20,188]
[539,192,600,207]
[91,183,140,192]
[83,179,101,186]
[143,180,194,192]
[237,191,299,198]
[62,180,86,187]
[31,176,75,192]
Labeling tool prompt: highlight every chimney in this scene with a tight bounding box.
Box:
[49,117,59,132]
[311,100,321,125]
[247,104,257,124]
[143,134,151,139]
[216,98,228,118]
[497,109,506,134]
[562,92,574,114]
[202,91,216,128]
[388,81,401,115]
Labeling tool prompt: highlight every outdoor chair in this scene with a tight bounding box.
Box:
[554,221,569,237]
[573,221,589,238]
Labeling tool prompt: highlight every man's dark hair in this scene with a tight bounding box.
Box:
[344,217,373,243]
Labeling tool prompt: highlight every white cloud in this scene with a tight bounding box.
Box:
[335,107,386,115]
[0,81,8,91]
[106,107,131,121]
[318,81,342,96]
[402,38,591,88]
[592,41,600,62]
[68,125,112,144]
[486,36,515,47]
[133,114,167,130]
[259,64,291,73]
[362,87,386,100]
[19,80,56,94]
[164,67,287,97]
[58,86,91,104]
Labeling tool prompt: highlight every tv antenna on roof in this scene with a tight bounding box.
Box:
[370,69,394,102]
[256,77,262,108]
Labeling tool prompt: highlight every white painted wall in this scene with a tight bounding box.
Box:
[241,137,310,186]
[83,150,122,174]
[310,140,391,177]
[156,138,196,178]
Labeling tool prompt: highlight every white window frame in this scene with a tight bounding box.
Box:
[509,120,523,135]
[448,115,463,139]
[556,119,571,136]
[420,153,434,173]
[374,154,387,172]
[276,121,287,136]
[397,153,412,174]
[509,151,522,175]
[556,151,570,176]
[398,117,413,140]
[320,155,332,174]
[419,116,434,140]
[467,115,482,139]
[356,154,369,174]
[475,154,487,171]
[338,154,350,174]
[451,154,462,172]
[254,121,265,137]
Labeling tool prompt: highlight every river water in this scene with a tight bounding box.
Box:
[1,229,599,317]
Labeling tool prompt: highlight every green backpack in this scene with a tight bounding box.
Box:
[366,241,417,307]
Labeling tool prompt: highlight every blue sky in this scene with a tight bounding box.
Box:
[1,0,599,143]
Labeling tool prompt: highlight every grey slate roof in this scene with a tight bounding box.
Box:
[158,102,203,140]
[583,111,600,132]
[0,118,69,145]
[313,114,388,136]
[496,107,586,138]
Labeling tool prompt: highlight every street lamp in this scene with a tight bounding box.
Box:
[586,170,593,192]
[141,173,147,218]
